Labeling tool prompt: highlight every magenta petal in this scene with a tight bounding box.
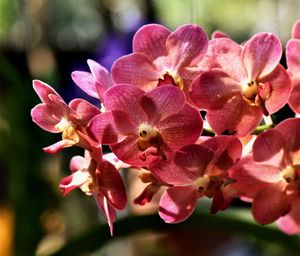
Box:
[206,96,262,137]
[292,19,300,39]
[104,84,147,126]
[97,161,127,210]
[174,144,214,177]
[166,24,208,70]
[31,104,60,133]
[276,197,300,235]
[69,155,88,172]
[43,139,75,154]
[141,85,185,125]
[133,183,160,205]
[69,98,101,124]
[207,38,246,81]
[71,71,99,99]
[157,104,203,150]
[133,24,170,60]
[33,80,61,104]
[87,59,112,88]
[159,185,198,223]
[289,79,300,113]
[242,32,282,79]
[111,53,160,91]
[252,129,287,167]
[59,170,90,196]
[87,112,121,144]
[211,30,229,39]
[260,65,292,114]
[201,135,243,174]
[286,39,300,77]
[190,69,241,110]
[252,182,290,225]
[275,118,300,155]
[94,194,117,236]
[229,157,281,194]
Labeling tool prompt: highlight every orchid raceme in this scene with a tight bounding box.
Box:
[30,19,300,236]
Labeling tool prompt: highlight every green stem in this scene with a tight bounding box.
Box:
[52,209,300,256]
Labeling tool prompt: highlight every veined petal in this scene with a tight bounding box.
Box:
[206,95,262,137]
[292,19,300,39]
[71,71,99,99]
[97,161,127,210]
[104,84,147,126]
[288,78,300,113]
[276,197,300,235]
[259,64,292,114]
[286,39,300,77]
[159,185,198,223]
[111,53,160,91]
[252,182,290,225]
[33,80,62,104]
[166,24,208,70]
[141,85,185,125]
[242,32,282,79]
[190,69,241,110]
[87,112,122,144]
[133,24,170,60]
[201,135,243,175]
[69,98,101,125]
[157,104,203,150]
[252,129,287,167]
[174,144,214,177]
[31,104,60,133]
[275,118,300,156]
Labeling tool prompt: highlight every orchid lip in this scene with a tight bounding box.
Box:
[161,70,184,90]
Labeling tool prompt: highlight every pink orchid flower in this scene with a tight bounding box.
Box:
[148,136,242,223]
[111,24,209,104]
[31,80,100,153]
[59,150,127,235]
[88,84,203,167]
[71,59,113,103]
[191,33,292,137]
[286,19,300,113]
[230,118,300,234]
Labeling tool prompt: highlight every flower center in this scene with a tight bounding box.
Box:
[242,80,258,105]
[55,117,80,143]
[281,165,296,183]
[160,70,184,90]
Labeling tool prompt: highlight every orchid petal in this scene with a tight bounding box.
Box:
[252,182,290,225]
[111,53,160,91]
[133,183,160,205]
[292,19,300,39]
[32,80,62,104]
[133,24,170,60]
[43,139,75,154]
[159,185,198,223]
[69,155,88,173]
[71,71,99,99]
[242,32,282,79]
[166,24,208,70]
[286,39,300,77]
[289,79,300,113]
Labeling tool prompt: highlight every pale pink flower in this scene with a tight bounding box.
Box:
[191,33,292,137]
[230,118,300,234]
[31,80,100,153]
[111,24,209,104]
[88,84,203,167]
[59,150,127,235]
[286,19,300,113]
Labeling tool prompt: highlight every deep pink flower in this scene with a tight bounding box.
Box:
[88,84,203,167]
[31,80,100,153]
[71,59,113,103]
[111,24,209,104]
[230,118,300,234]
[191,33,292,137]
[149,136,242,223]
[59,150,127,235]
[286,19,300,113]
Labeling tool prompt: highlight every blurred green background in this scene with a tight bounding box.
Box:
[0,0,300,255]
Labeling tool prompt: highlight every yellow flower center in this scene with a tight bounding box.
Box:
[161,70,184,90]
[55,117,80,143]
[137,123,163,151]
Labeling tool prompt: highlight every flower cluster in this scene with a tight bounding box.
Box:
[31,19,300,235]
